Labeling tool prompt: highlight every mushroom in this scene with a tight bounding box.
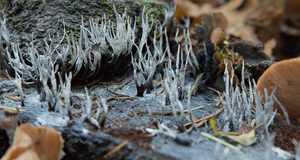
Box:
[2,123,65,160]
[256,57,300,120]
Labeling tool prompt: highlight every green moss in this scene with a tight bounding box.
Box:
[28,0,42,10]
[11,18,19,26]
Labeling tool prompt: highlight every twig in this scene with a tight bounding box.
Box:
[205,86,222,95]
[51,19,66,55]
[0,105,28,112]
[154,80,161,88]
[6,96,26,101]
[104,140,129,159]
[216,93,225,107]
[58,97,66,107]
[138,106,205,115]
[155,87,164,96]
[156,29,167,39]
[106,96,135,102]
[184,107,224,127]
[105,115,124,128]
[2,72,30,87]
[67,110,82,115]
[113,77,133,92]
[187,73,204,96]
[104,85,130,97]
[155,78,168,95]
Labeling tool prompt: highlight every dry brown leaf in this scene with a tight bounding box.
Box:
[175,0,262,43]
[211,27,225,45]
[0,109,20,144]
[229,25,260,43]
[239,121,253,134]
[263,38,277,59]
[191,12,228,29]
[175,0,212,19]
[1,123,65,160]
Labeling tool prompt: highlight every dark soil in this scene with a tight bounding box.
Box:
[272,116,300,152]
[58,127,174,160]
[105,128,153,150]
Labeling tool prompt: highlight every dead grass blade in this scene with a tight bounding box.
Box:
[200,132,244,154]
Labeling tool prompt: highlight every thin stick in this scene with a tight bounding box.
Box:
[2,72,30,87]
[58,97,66,107]
[184,107,224,127]
[104,85,130,97]
[104,140,129,159]
[155,78,168,95]
[154,80,161,88]
[0,105,28,112]
[67,110,82,115]
[113,77,133,92]
[216,93,225,107]
[155,87,164,96]
[187,73,204,96]
[205,86,222,95]
[156,29,167,39]
[105,115,124,128]
[106,96,135,102]
[6,97,26,101]
[51,19,66,55]
[138,106,205,115]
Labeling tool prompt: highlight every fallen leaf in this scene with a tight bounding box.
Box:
[209,118,258,146]
[263,38,277,59]
[211,27,225,45]
[0,117,19,144]
[226,129,257,146]
[239,121,253,134]
[1,123,65,160]
[209,117,219,136]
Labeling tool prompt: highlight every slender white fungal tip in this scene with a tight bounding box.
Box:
[84,87,92,117]
[221,61,278,140]
[293,139,300,160]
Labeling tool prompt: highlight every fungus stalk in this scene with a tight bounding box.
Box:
[6,71,25,107]
[162,68,186,132]
[221,62,278,141]
[59,72,73,121]
[132,8,167,96]
[95,98,108,129]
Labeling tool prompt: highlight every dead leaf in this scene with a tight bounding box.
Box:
[0,109,20,144]
[263,38,277,59]
[209,117,219,136]
[191,12,228,29]
[226,129,257,146]
[211,27,225,45]
[209,118,258,146]
[239,121,253,134]
[1,123,65,160]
